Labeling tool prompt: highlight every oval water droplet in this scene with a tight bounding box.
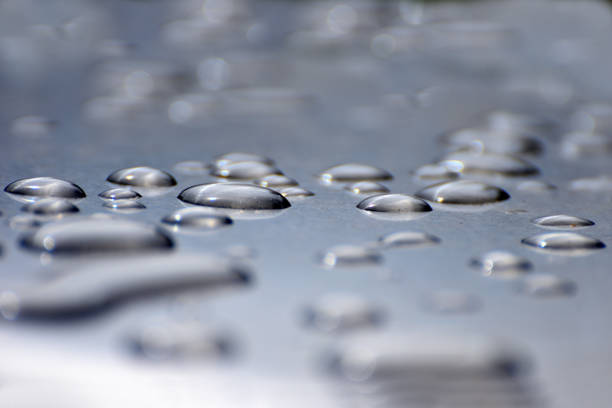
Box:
[319,163,393,183]
[413,163,459,181]
[304,294,383,332]
[569,175,612,192]
[173,160,209,175]
[422,290,481,314]
[518,274,576,297]
[320,245,382,268]
[378,231,440,248]
[470,251,531,278]
[357,194,432,214]
[279,187,315,198]
[178,183,291,210]
[344,181,390,195]
[22,199,79,216]
[521,232,605,254]
[439,151,539,177]
[253,174,298,188]
[98,188,142,201]
[107,166,177,187]
[4,177,86,201]
[211,152,275,169]
[416,180,510,205]
[161,208,233,230]
[20,218,173,255]
[103,200,146,212]
[211,161,283,180]
[532,214,594,229]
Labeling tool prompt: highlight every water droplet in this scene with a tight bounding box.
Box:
[173,160,208,175]
[569,175,612,192]
[319,163,393,183]
[416,180,510,205]
[8,215,43,231]
[532,215,594,229]
[279,187,315,198]
[442,128,542,155]
[518,274,576,297]
[211,161,282,180]
[413,164,459,181]
[470,251,531,278]
[0,254,250,319]
[378,231,440,248]
[11,115,57,137]
[20,218,173,255]
[439,151,539,177]
[178,183,291,210]
[357,194,432,214]
[561,131,612,158]
[517,180,557,193]
[103,200,146,212]
[161,208,233,230]
[422,290,481,314]
[98,188,142,201]
[320,245,382,268]
[570,103,612,133]
[304,294,383,332]
[22,199,79,216]
[344,181,390,195]
[521,232,605,254]
[211,152,275,169]
[253,174,298,188]
[4,177,86,201]
[107,166,177,187]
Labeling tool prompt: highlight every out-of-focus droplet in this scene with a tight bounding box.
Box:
[223,87,312,115]
[561,132,612,158]
[378,231,440,249]
[416,180,510,205]
[107,166,177,187]
[103,200,146,212]
[211,152,275,169]
[5,177,86,202]
[253,175,298,188]
[413,163,459,181]
[178,183,291,210]
[11,116,57,137]
[279,187,315,198]
[441,128,542,155]
[470,251,531,278]
[161,208,233,230]
[517,180,557,193]
[173,160,208,175]
[8,216,43,231]
[344,181,389,195]
[22,199,79,216]
[211,161,283,180]
[168,93,222,124]
[518,274,576,297]
[422,290,481,314]
[98,188,142,201]
[569,175,612,192]
[304,294,383,332]
[521,232,605,254]
[532,214,594,229]
[439,151,539,177]
[319,163,393,183]
[320,245,382,268]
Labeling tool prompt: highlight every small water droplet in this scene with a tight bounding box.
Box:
[439,151,539,177]
[22,199,79,216]
[416,180,510,205]
[532,214,594,229]
[178,183,291,210]
[470,251,531,278]
[521,232,605,254]
[377,231,440,248]
[320,245,382,268]
[279,187,315,198]
[344,181,390,195]
[211,161,283,180]
[98,188,142,201]
[161,208,233,230]
[11,115,57,137]
[413,164,459,181]
[518,274,576,297]
[357,194,432,215]
[4,177,86,202]
[569,175,612,192]
[20,218,173,254]
[107,166,177,187]
[173,160,208,175]
[517,180,557,193]
[304,294,383,332]
[253,174,298,188]
[211,152,275,169]
[319,163,393,183]
[103,200,146,212]
[422,290,481,314]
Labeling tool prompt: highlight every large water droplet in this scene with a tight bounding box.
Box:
[211,161,282,180]
[532,214,594,229]
[0,254,250,319]
[356,194,432,214]
[416,180,510,205]
[344,181,390,195]
[303,294,383,332]
[518,274,576,297]
[103,200,146,212]
[98,188,142,201]
[211,152,275,169]
[161,208,233,230]
[253,174,298,188]
[21,199,79,216]
[521,232,605,254]
[178,183,291,210]
[319,163,393,183]
[320,245,382,268]
[470,251,531,278]
[439,151,539,177]
[378,231,440,248]
[279,187,315,198]
[5,177,86,201]
[107,166,177,187]
[20,218,173,254]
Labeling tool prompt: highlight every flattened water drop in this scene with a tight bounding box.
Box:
[320,245,382,268]
[254,174,298,188]
[532,215,594,229]
[211,161,282,180]
[439,151,539,177]
[103,200,146,212]
[98,188,142,201]
[21,198,79,217]
[319,163,393,183]
[378,231,440,248]
[0,254,250,319]
[279,187,315,198]
[357,194,432,214]
[518,274,576,297]
[161,208,233,230]
[344,181,390,195]
[521,232,605,254]
[5,177,86,201]
[304,294,383,333]
[470,251,531,278]
[107,166,177,187]
[211,152,274,169]
[20,218,173,255]
[416,180,510,205]
[178,183,291,210]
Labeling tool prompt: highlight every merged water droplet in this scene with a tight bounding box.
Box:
[21,199,79,216]
[303,294,383,332]
[4,177,86,201]
[279,187,315,198]
[422,290,481,314]
[470,251,531,278]
[532,214,594,229]
[253,174,298,188]
[98,188,142,201]
[161,208,233,230]
[521,232,605,254]
[178,183,291,210]
[439,151,539,177]
[20,218,173,255]
[320,245,382,268]
[378,231,440,248]
[211,152,275,169]
[518,274,577,297]
[0,254,250,319]
[357,194,432,214]
[211,161,283,180]
[416,180,510,205]
[103,200,146,212]
[344,181,390,195]
[107,166,177,187]
[319,163,393,183]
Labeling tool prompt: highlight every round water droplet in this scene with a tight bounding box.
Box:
[442,128,542,156]
[178,183,291,210]
[357,194,432,214]
[279,187,315,198]
[378,231,440,248]
[344,181,390,195]
[569,175,612,192]
[532,215,594,229]
[413,164,459,181]
[439,151,539,177]
[416,180,510,205]
[211,161,283,180]
[304,294,383,332]
[521,232,605,254]
[103,200,146,212]
[20,218,173,254]
[11,115,57,137]
[470,251,531,278]
[320,245,382,268]
[319,163,393,183]
[173,160,208,175]
[4,177,86,201]
[98,188,142,201]
[161,208,233,230]
[22,199,79,216]
[518,274,576,297]
[253,174,298,188]
[107,166,177,187]
[517,180,556,193]
[211,152,275,169]
[422,290,481,314]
